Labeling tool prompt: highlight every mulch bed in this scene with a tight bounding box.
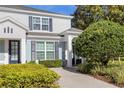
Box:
[92,75,124,88]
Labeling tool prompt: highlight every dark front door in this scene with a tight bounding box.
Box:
[9,40,20,64]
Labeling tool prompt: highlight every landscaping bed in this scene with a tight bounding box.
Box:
[39,60,62,68]
[78,61,124,87]
[27,60,62,68]
[0,64,60,88]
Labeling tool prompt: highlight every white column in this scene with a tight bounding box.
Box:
[21,38,26,64]
[4,39,9,64]
[67,35,73,67]
[59,47,62,59]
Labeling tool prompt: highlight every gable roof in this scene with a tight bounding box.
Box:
[59,27,82,35]
[0,16,28,31]
[0,5,71,17]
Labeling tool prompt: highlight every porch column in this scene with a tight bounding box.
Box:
[67,35,73,67]
[21,38,26,64]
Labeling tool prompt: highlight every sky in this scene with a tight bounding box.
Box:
[28,5,76,15]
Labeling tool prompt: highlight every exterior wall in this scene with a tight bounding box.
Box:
[0,10,71,33]
[0,11,28,27]
[52,17,71,33]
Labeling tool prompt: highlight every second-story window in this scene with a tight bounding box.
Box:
[42,18,49,31]
[32,17,41,30]
[29,16,52,31]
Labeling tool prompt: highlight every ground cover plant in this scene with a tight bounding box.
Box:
[39,60,62,67]
[0,64,60,88]
[78,61,124,87]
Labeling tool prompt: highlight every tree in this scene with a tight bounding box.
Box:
[106,6,124,25]
[73,20,124,66]
[72,5,124,30]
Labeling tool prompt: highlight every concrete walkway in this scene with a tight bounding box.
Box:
[51,67,117,88]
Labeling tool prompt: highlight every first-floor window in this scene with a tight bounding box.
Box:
[36,51,45,60]
[46,42,55,60]
[46,51,54,60]
[35,41,55,60]
[36,41,45,60]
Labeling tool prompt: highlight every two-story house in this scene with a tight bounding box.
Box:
[0,5,82,67]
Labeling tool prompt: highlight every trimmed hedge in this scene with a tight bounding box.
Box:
[39,60,62,67]
[0,64,60,88]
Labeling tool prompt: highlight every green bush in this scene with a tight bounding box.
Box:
[39,60,62,67]
[0,64,60,88]
[78,62,96,74]
[112,71,124,85]
[27,61,36,64]
[74,20,124,66]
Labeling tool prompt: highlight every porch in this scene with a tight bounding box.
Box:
[0,16,28,64]
[0,39,26,64]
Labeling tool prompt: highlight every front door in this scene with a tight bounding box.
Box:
[9,40,20,64]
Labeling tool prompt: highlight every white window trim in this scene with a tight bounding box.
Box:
[35,41,55,60]
[46,42,55,60]
[36,41,45,60]
[32,16,41,30]
[42,17,50,31]
[31,16,51,31]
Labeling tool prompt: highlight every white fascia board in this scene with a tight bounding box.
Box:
[60,30,81,36]
[27,35,61,40]
[0,7,73,19]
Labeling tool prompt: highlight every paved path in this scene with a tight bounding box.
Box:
[51,67,117,88]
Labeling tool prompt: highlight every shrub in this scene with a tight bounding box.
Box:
[39,60,62,67]
[111,69,124,85]
[78,62,96,74]
[27,61,36,64]
[0,64,60,88]
[74,20,124,66]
